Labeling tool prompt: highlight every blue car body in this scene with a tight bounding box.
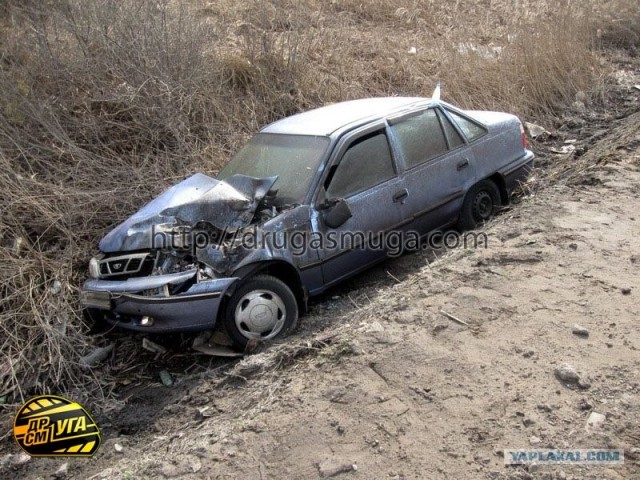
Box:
[81,97,534,333]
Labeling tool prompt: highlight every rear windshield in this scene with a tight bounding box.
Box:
[218,133,329,205]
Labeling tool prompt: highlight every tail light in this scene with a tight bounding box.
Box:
[520,123,528,149]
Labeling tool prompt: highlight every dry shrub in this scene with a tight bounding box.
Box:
[302,0,610,116]
[330,0,400,23]
[593,0,640,49]
[437,3,603,118]
[0,0,311,417]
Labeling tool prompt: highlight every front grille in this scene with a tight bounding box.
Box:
[97,253,150,279]
[128,258,143,271]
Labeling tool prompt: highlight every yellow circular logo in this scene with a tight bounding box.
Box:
[13,395,101,457]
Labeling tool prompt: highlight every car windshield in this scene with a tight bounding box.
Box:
[217,133,330,205]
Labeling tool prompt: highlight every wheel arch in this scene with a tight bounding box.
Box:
[230,261,307,313]
[487,172,508,205]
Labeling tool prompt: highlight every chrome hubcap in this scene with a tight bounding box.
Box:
[234,289,286,340]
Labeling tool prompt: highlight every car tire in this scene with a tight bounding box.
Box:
[222,274,298,350]
[457,179,501,231]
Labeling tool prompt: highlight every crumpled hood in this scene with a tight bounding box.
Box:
[99,173,277,253]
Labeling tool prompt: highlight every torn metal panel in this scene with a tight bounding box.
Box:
[196,246,231,274]
[193,205,318,276]
[99,173,278,253]
[202,206,319,275]
[162,174,278,227]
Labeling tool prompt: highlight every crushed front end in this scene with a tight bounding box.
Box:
[81,250,238,332]
[80,173,279,333]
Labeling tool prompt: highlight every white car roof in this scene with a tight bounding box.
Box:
[261,97,431,136]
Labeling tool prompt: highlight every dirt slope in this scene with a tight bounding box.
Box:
[3,69,640,480]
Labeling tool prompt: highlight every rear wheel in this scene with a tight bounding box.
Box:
[457,179,501,230]
[222,274,298,350]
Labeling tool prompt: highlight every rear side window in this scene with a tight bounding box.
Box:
[326,131,395,198]
[390,109,448,169]
[446,110,487,142]
[436,109,465,149]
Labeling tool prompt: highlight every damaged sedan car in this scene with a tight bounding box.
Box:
[81,91,534,349]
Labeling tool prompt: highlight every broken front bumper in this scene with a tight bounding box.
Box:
[80,269,238,332]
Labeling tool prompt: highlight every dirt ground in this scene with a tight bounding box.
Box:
[3,59,640,480]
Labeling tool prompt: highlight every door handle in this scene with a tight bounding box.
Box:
[393,188,409,203]
[457,158,470,171]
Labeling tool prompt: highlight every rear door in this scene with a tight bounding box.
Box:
[315,123,408,286]
[388,107,477,236]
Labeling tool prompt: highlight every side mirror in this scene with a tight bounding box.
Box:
[323,198,352,228]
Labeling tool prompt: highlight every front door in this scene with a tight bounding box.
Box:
[315,124,408,287]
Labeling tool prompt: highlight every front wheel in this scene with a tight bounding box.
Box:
[457,179,501,231]
[222,274,298,350]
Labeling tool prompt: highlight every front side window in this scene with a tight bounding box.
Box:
[325,131,395,199]
[446,109,487,142]
[390,109,448,169]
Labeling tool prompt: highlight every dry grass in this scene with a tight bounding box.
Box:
[593,0,640,49]
[0,0,638,420]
